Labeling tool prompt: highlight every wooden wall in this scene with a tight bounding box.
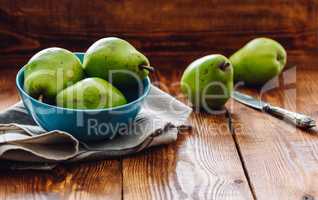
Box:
[1,0,318,70]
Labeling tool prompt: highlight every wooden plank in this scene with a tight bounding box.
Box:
[0,69,20,110]
[122,70,254,200]
[1,0,318,69]
[1,0,317,35]
[231,68,318,199]
[0,69,123,200]
[0,161,122,200]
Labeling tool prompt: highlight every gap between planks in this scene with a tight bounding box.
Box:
[226,109,257,200]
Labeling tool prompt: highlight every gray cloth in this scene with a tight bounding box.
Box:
[0,86,192,170]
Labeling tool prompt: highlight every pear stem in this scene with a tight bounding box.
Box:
[38,95,43,102]
[139,65,155,72]
[218,61,230,71]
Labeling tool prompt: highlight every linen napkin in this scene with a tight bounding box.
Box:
[0,85,192,170]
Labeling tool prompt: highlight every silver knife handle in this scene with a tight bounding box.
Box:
[263,104,316,129]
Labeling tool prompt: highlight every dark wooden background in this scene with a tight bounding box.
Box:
[1,0,318,70]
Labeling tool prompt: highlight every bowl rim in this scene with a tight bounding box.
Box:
[16,65,151,112]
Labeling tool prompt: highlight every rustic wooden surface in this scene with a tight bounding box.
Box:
[0,160,122,200]
[230,67,318,199]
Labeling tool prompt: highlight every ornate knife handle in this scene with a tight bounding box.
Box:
[263,104,316,129]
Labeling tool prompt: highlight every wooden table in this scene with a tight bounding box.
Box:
[0,64,317,200]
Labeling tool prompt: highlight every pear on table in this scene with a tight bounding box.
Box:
[56,78,127,109]
[83,37,153,87]
[181,54,233,111]
[230,37,287,86]
[24,47,84,103]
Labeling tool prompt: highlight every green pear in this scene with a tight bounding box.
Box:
[180,54,233,110]
[56,78,127,109]
[230,38,287,86]
[24,47,84,103]
[83,37,152,87]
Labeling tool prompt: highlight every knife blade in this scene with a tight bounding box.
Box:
[232,91,316,129]
[232,91,266,110]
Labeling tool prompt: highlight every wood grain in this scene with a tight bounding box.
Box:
[0,69,20,110]
[122,71,254,200]
[1,0,318,69]
[230,67,318,199]
[0,161,122,200]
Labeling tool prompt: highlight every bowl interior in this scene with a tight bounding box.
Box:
[17,52,151,111]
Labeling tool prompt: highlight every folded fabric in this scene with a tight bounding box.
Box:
[0,85,192,170]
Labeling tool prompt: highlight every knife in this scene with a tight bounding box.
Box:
[232,91,316,129]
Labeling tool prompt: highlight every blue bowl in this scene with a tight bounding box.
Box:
[16,52,151,141]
